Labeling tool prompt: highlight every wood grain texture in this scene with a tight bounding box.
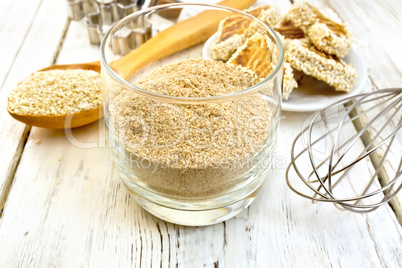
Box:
[0,0,42,84]
[0,0,68,209]
[0,0,401,267]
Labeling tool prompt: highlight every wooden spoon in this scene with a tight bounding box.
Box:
[7,0,256,129]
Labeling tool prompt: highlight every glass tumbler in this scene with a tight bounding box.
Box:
[100,3,284,226]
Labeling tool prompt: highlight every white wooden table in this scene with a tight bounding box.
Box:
[0,0,401,267]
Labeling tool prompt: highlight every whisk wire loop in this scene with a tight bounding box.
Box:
[286,88,402,213]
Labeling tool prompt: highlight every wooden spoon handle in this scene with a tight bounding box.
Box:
[110,0,256,80]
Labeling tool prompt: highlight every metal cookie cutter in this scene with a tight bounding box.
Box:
[67,0,98,21]
[107,14,153,55]
[85,1,155,47]
[67,0,182,52]
[66,0,155,49]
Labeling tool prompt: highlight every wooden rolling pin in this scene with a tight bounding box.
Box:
[111,0,257,79]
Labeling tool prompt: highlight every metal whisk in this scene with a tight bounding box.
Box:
[286,88,402,213]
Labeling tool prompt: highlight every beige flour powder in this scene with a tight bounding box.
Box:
[111,59,272,198]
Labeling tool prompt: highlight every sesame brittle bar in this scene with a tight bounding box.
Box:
[211,5,280,61]
[227,33,276,79]
[285,40,357,92]
[284,1,351,58]
[227,32,298,99]
[282,62,298,100]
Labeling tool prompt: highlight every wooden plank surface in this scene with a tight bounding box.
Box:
[0,0,401,267]
[0,0,68,209]
[0,0,44,210]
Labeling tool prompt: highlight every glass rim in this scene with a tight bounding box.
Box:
[100,3,284,104]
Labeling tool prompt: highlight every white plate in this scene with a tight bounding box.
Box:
[202,33,368,112]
